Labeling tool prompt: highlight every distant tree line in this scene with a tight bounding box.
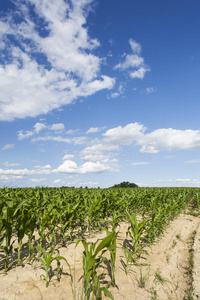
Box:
[111,181,138,188]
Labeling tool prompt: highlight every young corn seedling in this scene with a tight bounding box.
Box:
[36,245,70,287]
[121,245,135,275]
[126,211,148,263]
[76,232,115,300]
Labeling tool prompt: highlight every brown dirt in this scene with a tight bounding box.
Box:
[0,213,200,300]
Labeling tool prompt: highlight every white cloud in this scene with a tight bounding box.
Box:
[86,127,104,134]
[34,123,47,134]
[79,181,98,187]
[103,123,145,145]
[54,159,111,174]
[131,162,151,166]
[130,67,150,79]
[139,128,200,153]
[175,178,191,183]
[33,164,51,170]
[114,39,150,79]
[18,130,34,141]
[32,135,71,143]
[50,123,65,131]
[53,179,62,184]
[110,92,120,99]
[0,165,51,176]
[185,159,200,164]
[66,129,79,135]
[109,83,125,99]
[115,54,144,70]
[3,162,20,167]
[155,178,200,186]
[129,39,142,54]
[63,154,75,160]
[30,178,46,182]
[0,0,115,121]
[0,168,31,176]
[1,144,15,151]
[0,175,24,182]
[146,87,156,94]
[81,123,200,165]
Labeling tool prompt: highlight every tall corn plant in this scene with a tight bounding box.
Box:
[76,232,115,300]
[104,211,120,285]
[0,202,15,271]
[13,201,31,265]
[126,211,148,264]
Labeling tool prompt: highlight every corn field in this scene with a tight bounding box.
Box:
[0,186,199,298]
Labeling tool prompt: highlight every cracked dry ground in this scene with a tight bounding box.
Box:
[0,212,200,300]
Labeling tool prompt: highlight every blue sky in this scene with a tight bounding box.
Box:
[1,0,200,188]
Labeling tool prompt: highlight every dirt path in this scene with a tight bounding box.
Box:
[0,213,200,300]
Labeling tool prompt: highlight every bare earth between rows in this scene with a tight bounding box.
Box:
[0,213,200,300]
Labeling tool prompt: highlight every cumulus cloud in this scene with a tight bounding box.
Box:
[33,164,51,170]
[131,162,151,166]
[129,39,142,53]
[32,135,71,143]
[66,129,79,135]
[139,128,200,153]
[54,159,111,174]
[80,123,200,164]
[63,154,75,160]
[34,123,47,134]
[18,130,34,141]
[86,127,105,134]
[114,39,150,79]
[3,162,20,167]
[50,123,65,131]
[130,67,150,79]
[1,144,15,150]
[0,175,24,182]
[0,165,52,176]
[0,0,115,121]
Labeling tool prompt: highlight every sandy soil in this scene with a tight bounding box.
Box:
[0,213,200,300]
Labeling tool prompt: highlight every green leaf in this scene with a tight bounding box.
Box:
[94,232,115,256]
[101,287,114,300]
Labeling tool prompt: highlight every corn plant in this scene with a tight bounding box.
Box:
[195,191,200,210]
[104,228,118,286]
[76,232,116,300]
[126,211,148,263]
[0,202,15,271]
[13,201,30,265]
[104,211,120,285]
[26,211,37,261]
[121,246,135,275]
[36,245,70,287]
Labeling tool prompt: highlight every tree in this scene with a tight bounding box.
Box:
[111,181,138,188]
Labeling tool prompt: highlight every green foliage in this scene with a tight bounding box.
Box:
[126,211,148,263]
[76,232,115,300]
[36,245,70,287]
[0,185,197,286]
[111,181,138,188]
